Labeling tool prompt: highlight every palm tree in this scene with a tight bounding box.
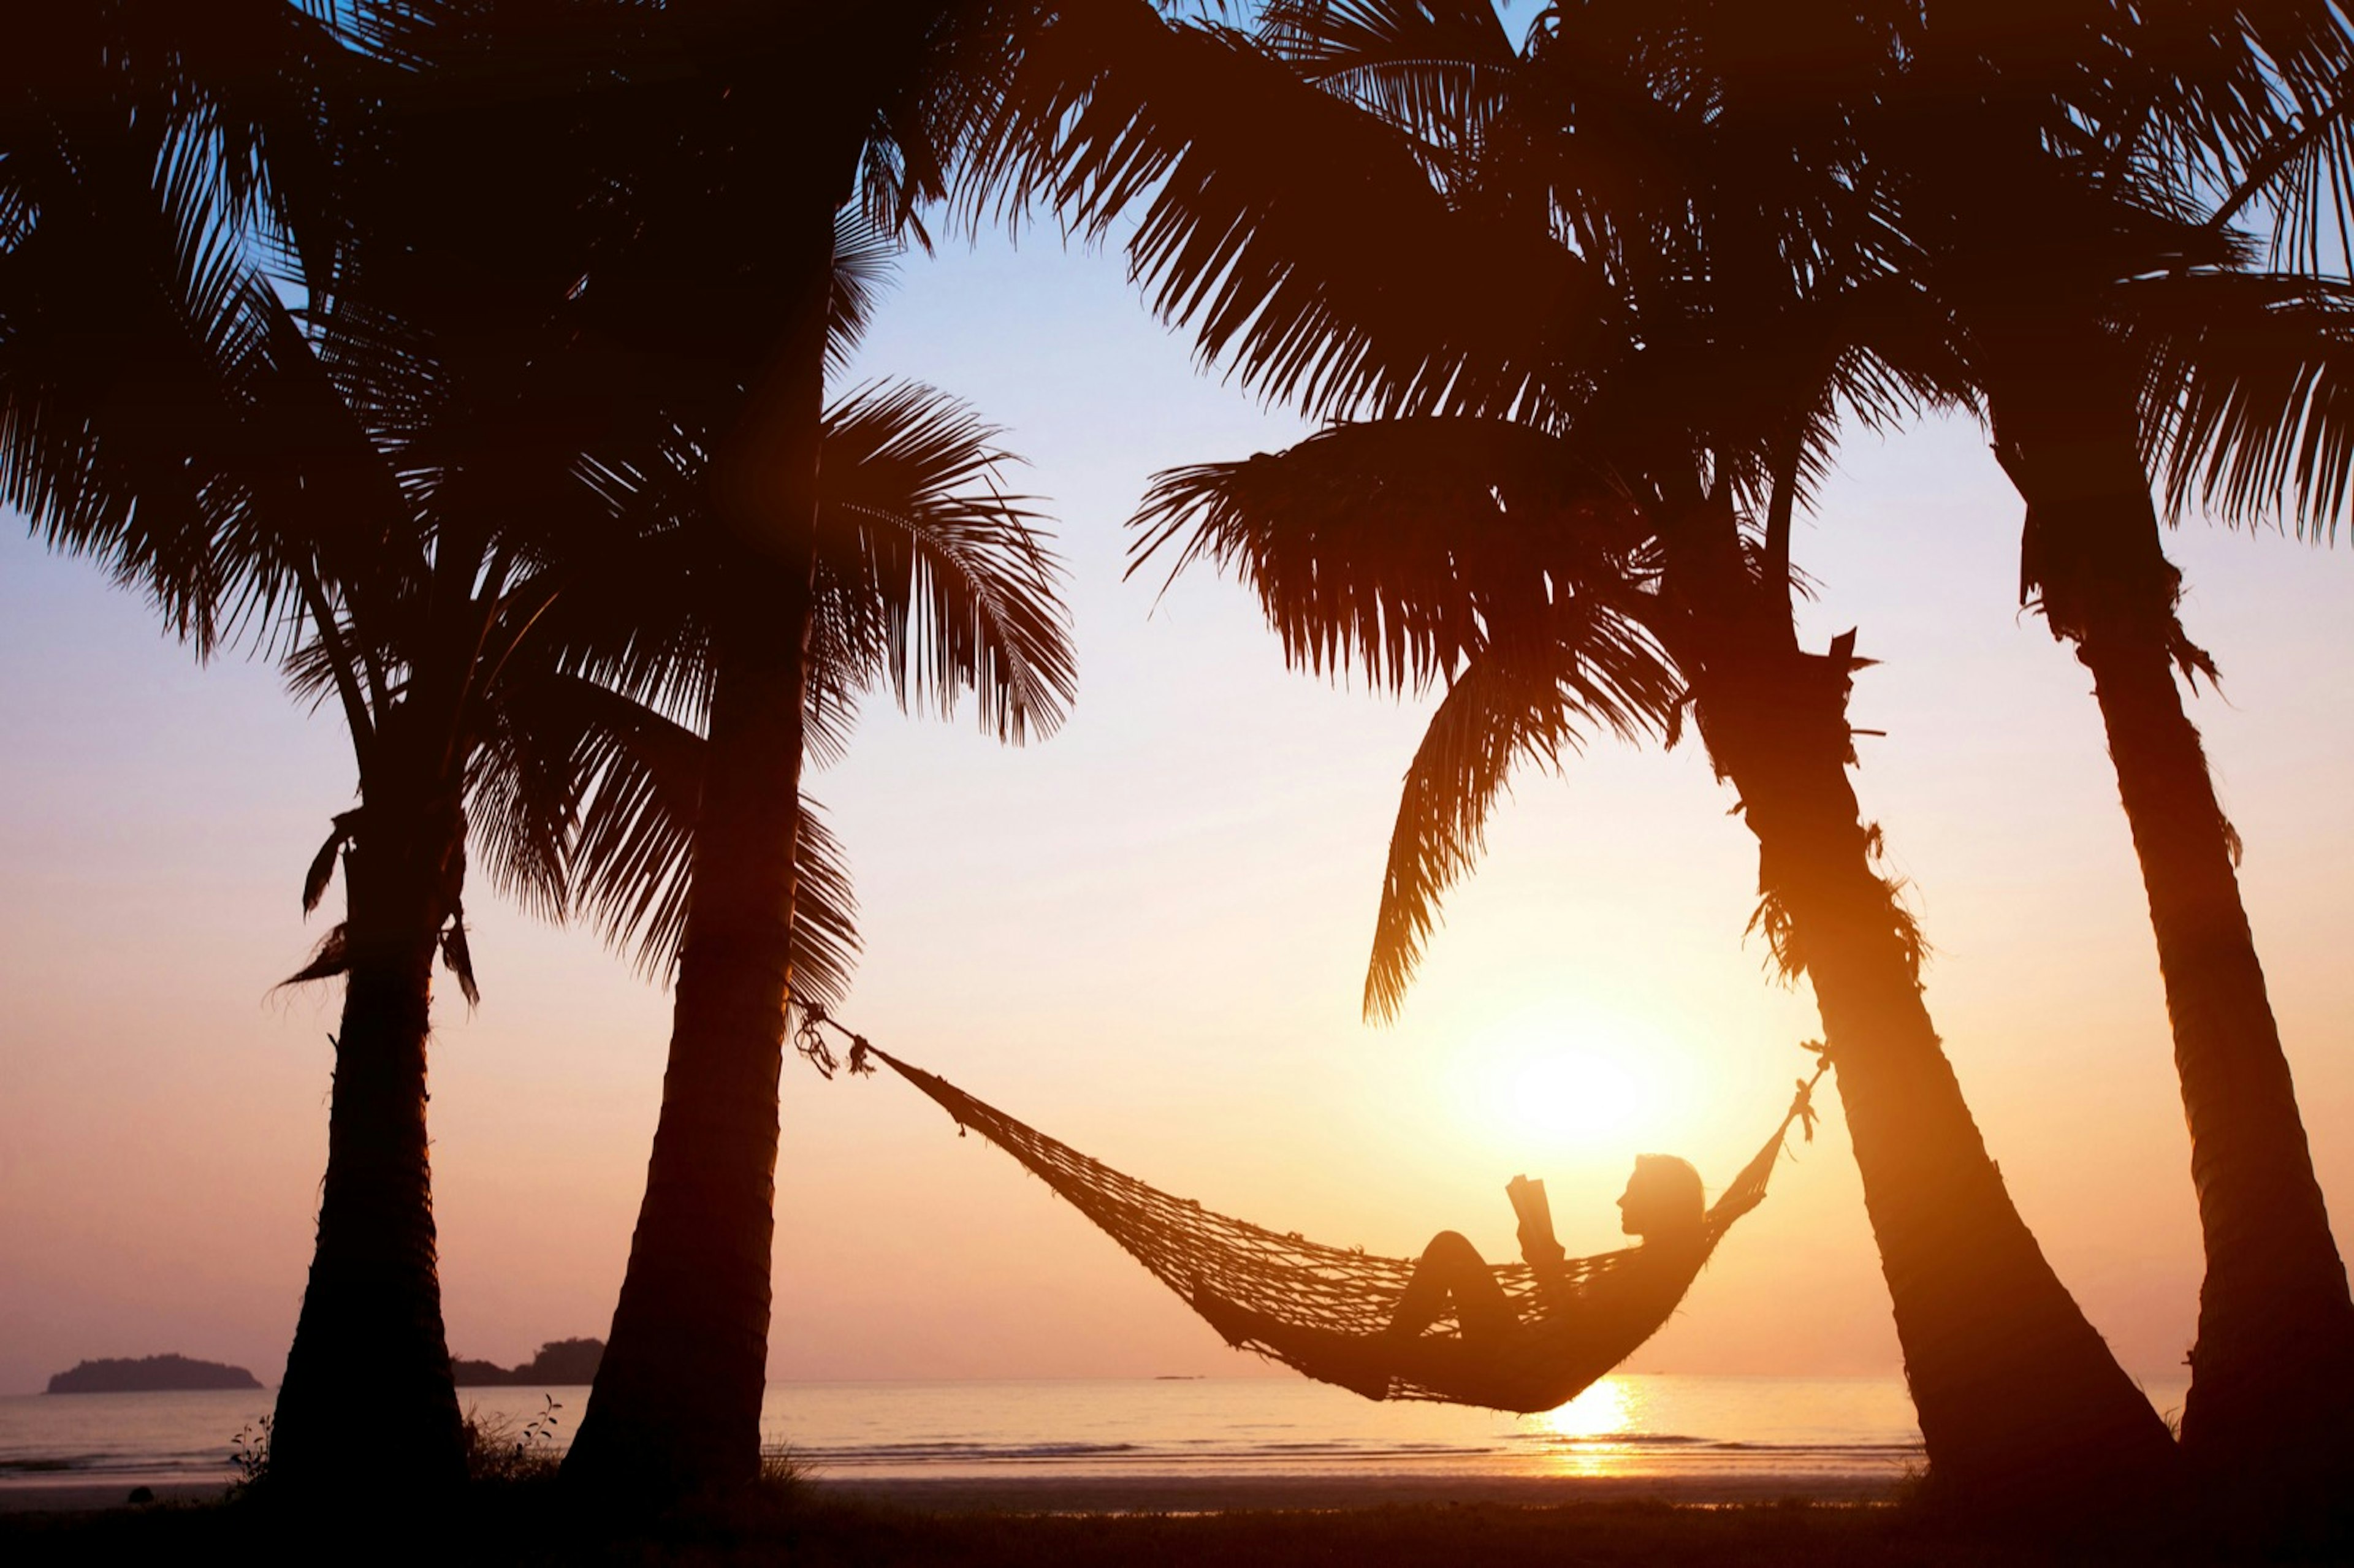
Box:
[2,6,998,1497]
[1029,0,2178,1508]
[9,0,1072,1497]
[1875,8,2354,1496]
[0,3,500,1494]
[559,374,1075,1499]
[539,1,1081,1496]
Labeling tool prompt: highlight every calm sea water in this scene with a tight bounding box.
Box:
[0,1374,2191,1498]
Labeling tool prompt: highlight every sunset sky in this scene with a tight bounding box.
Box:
[3,222,2351,1401]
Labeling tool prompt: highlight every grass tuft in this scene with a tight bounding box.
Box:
[462,1396,565,1487]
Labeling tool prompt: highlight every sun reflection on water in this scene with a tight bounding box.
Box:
[1525,1377,1647,1477]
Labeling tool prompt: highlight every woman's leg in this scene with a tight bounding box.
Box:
[1388,1231,1517,1345]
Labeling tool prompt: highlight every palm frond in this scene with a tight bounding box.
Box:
[1132,415,1660,697]
[974,0,1612,424]
[828,208,901,376]
[1129,412,1680,1026]
[468,662,579,926]
[786,802,863,1016]
[2093,2,2354,276]
[541,454,725,736]
[1258,0,1519,158]
[2200,66,2354,278]
[440,900,480,1007]
[481,668,861,1007]
[300,809,364,914]
[282,921,351,988]
[2126,268,2354,535]
[0,116,275,652]
[815,380,1076,744]
[1364,595,1675,1021]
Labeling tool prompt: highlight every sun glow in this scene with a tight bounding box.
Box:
[1474,1028,1667,1152]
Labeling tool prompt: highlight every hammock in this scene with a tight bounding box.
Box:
[804,1014,1823,1415]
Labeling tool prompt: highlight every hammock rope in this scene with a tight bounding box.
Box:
[798,1007,1824,1414]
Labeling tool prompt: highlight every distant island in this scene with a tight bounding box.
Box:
[451,1338,604,1387]
[46,1354,262,1394]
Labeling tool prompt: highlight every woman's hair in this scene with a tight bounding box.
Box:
[1629,1154,1707,1233]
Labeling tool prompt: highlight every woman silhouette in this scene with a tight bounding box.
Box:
[1195,1155,1710,1409]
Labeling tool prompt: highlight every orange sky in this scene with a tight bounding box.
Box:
[2,232,2351,1399]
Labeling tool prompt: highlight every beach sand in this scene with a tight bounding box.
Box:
[2,1488,2254,1568]
[15,1458,2335,1568]
[0,1480,235,1514]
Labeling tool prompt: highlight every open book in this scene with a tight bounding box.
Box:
[1507,1174,1567,1269]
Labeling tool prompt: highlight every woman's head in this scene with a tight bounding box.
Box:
[1618,1154,1705,1240]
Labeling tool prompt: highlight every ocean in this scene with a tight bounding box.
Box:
[0,1374,2190,1505]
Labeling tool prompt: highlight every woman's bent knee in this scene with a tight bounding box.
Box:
[1425,1230,1482,1264]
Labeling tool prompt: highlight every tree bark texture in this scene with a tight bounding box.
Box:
[1992,358,2354,1498]
[564,193,833,1494]
[1691,640,2178,1508]
[563,558,815,1498]
[1658,508,2179,1509]
[270,793,469,1497]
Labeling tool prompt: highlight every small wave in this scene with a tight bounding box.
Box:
[1510,1431,1922,1454]
[0,1452,229,1486]
[1701,1441,1922,1455]
[791,1434,1930,1470]
[795,1441,1148,1465]
[1252,1441,1493,1455]
[794,1437,1539,1471]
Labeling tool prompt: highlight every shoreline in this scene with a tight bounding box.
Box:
[809,1471,1907,1513]
[0,1468,1906,1517]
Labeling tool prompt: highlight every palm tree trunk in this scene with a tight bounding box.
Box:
[1696,649,2177,1507]
[2076,620,2354,1489]
[1661,506,2179,1510]
[270,792,468,1498]
[565,197,834,1495]
[563,558,816,1498]
[1992,360,2354,1499]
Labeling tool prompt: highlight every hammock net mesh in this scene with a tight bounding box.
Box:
[840,1036,1820,1414]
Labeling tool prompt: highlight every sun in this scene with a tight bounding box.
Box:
[1473,1027,1666,1152]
